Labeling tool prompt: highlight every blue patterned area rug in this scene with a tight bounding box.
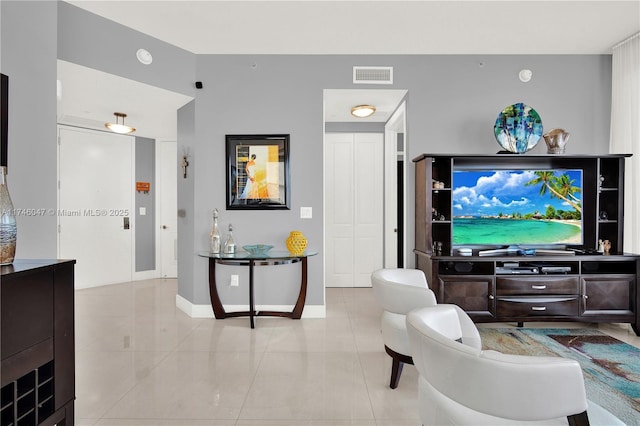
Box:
[478,328,640,424]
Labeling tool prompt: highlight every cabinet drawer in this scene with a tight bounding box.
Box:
[496,297,579,317]
[496,276,579,295]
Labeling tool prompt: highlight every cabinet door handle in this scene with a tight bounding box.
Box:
[488,295,494,300]
[531,306,547,311]
[532,285,546,290]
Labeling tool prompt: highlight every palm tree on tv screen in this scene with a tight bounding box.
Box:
[525,171,582,214]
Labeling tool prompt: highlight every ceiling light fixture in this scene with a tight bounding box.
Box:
[519,69,533,82]
[351,104,376,118]
[105,112,136,134]
[136,48,153,65]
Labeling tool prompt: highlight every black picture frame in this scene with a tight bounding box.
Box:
[225,134,290,210]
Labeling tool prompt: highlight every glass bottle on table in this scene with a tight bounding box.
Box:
[223,223,236,254]
[209,208,221,254]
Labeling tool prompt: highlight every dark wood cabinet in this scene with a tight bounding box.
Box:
[414,154,639,335]
[1,260,76,426]
[419,254,640,334]
[439,275,494,318]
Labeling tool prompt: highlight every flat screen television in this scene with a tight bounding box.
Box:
[452,169,583,250]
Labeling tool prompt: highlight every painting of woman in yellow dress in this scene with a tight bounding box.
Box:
[227,134,290,210]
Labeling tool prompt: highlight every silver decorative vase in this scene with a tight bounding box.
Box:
[543,128,570,154]
[209,208,221,253]
[0,166,17,265]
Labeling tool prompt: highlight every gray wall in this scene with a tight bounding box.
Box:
[57,1,196,97]
[1,1,58,259]
[2,3,614,312]
[135,136,155,271]
[177,100,196,302]
[185,54,612,307]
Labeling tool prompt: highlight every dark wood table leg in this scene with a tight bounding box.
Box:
[292,256,308,319]
[249,259,255,328]
[208,258,227,319]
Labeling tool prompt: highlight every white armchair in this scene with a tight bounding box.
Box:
[370,268,437,388]
[406,304,624,425]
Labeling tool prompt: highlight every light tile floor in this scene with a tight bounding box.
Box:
[75,278,640,426]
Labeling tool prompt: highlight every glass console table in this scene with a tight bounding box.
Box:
[198,250,318,328]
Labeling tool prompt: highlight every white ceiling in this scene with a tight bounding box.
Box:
[68,1,639,55]
[59,1,640,137]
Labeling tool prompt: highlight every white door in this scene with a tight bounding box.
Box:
[158,140,178,278]
[58,126,134,289]
[384,101,407,268]
[325,133,384,287]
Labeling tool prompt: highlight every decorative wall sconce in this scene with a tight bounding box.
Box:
[182,153,189,178]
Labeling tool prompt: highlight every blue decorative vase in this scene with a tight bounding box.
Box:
[494,103,543,154]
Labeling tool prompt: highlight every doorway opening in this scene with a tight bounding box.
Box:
[323,89,407,287]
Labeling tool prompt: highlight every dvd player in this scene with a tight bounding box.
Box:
[539,266,572,273]
[495,266,540,274]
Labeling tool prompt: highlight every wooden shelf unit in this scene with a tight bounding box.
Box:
[413,154,638,334]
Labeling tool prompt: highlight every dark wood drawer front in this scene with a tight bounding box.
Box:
[497,297,580,317]
[1,269,54,360]
[497,276,579,296]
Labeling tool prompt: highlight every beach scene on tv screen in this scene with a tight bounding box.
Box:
[452,169,582,245]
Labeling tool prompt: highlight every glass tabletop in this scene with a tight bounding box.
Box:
[198,250,318,260]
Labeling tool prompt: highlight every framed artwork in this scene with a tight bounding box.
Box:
[225,134,290,210]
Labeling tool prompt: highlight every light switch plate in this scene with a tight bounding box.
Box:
[139,207,146,215]
[230,275,239,287]
[300,207,312,219]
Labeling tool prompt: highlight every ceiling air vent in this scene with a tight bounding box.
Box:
[353,66,393,85]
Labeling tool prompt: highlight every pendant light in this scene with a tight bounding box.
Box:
[105,112,136,134]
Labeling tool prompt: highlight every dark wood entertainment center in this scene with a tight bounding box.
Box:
[414,154,639,335]
[1,260,76,426]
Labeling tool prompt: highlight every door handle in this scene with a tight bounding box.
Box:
[124,217,130,230]
[162,225,168,229]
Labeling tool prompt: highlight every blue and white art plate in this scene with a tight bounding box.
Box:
[494,103,543,154]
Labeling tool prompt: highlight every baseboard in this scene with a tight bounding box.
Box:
[175,294,326,319]
[133,270,158,281]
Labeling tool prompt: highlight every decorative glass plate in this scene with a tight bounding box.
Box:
[494,103,543,154]
[242,244,274,255]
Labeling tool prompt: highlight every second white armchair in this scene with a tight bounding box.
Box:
[370,268,437,389]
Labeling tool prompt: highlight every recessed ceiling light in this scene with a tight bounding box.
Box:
[519,69,533,82]
[351,104,376,118]
[136,48,153,65]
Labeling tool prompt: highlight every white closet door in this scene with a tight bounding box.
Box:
[158,140,178,278]
[58,126,134,289]
[325,133,383,287]
[353,134,384,286]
